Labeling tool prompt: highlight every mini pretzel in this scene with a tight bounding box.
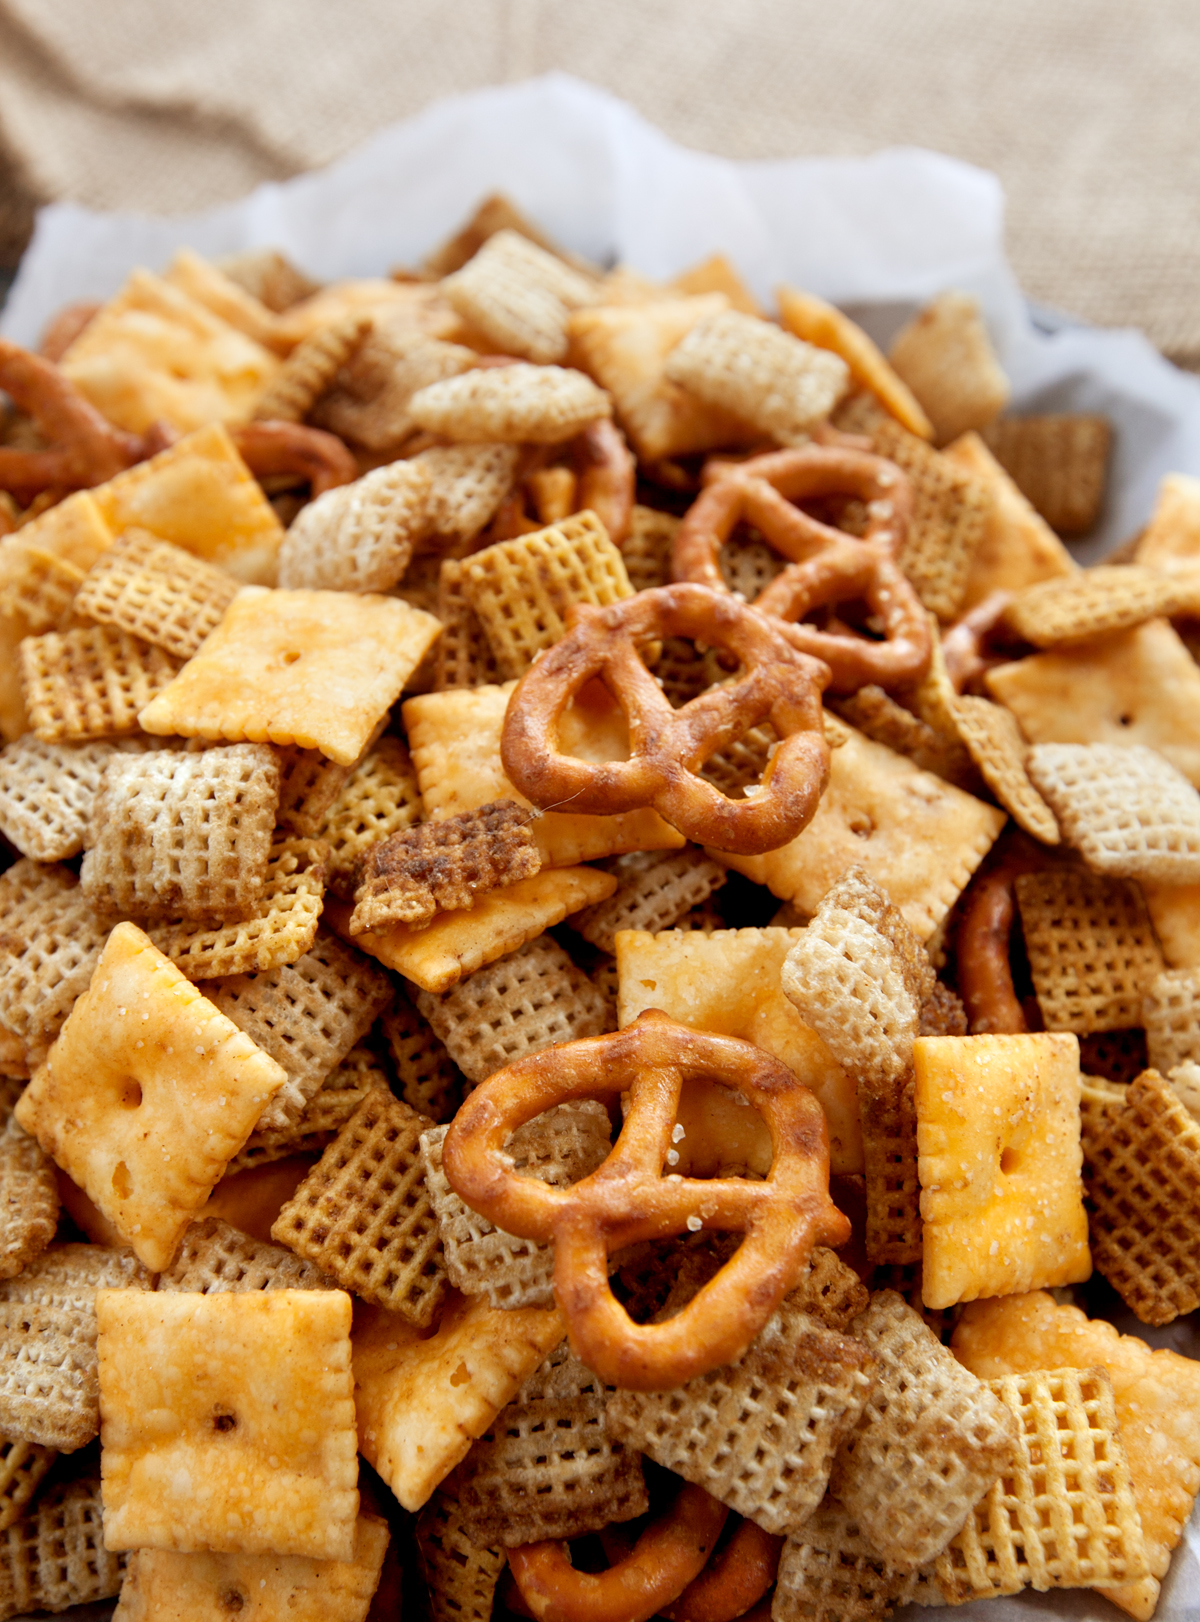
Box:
[507,1482,728,1622]
[671,445,931,692]
[661,1519,783,1622]
[956,838,1045,1034]
[570,418,635,548]
[441,1009,850,1389]
[942,589,1014,693]
[0,337,145,502]
[229,421,358,498]
[500,582,831,856]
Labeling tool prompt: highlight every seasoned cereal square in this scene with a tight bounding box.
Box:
[0,1477,125,1616]
[20,624,179,744]
[416,1490,505,1622]
[73,528,241,662]
[98,1287,358,1559]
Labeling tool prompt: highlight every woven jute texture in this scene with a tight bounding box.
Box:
[1,2,1199,362]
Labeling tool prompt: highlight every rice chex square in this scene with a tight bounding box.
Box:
[1027,743,1200,883]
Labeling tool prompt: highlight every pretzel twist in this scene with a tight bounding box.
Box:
[230,420,358,498]
[442,1009,849,1390]
[671,445,931,692]
[0,337,146,503]
[507,1484,728,1622]
[956,837,1048,1035]
[500,582,831,856]
[571,417,635,548]
[660,1519,783,1622]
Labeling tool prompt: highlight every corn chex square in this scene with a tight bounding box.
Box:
[254,309,371,421]
[0,1477,125,1618]
[608,1303,875,1534]
[420,1102,611,1309]
[15,922,288,1271]
[157,1217,335,1295]
[927,1366,1148,1601]
[382,993,462,1123]
[138,586,440,766]
[1015,869,1164,1034]
[0,736,124,863]
[831,1291,1018,1569]
[457,1340,647,1547]
[20,624,179,744]
[82,743,280,921]
[0,1439,56,1537]
[435,557,503,690]
[98,1287,358,1558]
[460,511,632,678]
[313,325,475,452]
[1027,742,1200,883]
[271,1087,447,1324]
[1004,565,1182,649]
[114,1514,390,1622]
[207,927,393,1129]
[1081,1067,1200,1325]
[416,1490,505,1622]
[73,528,241,662]
[319,735,423,896]
[913,1033,1091,1310]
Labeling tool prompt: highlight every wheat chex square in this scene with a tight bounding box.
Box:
[773,1504,918,1622]
[0,863,114,1044]
[0,1299,99,1450]
[570,847,726,955]
[415,1490,505,1622]
[72,527,241,661]
[982,413,1112,535]
[19,624,179,743]
[1143,969,1200,1072]
[381,993,463,1123]
[226,1043,387,1174]
[887,291,1009,444]
[271,1087,447,1324]
[0,736,121,862]
[0,1120,58,1283]
[157,1217,336,1294]
[0,1477,125,1618]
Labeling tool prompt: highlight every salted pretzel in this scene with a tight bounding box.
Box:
[661,1519,783,1622]
[941,589,1014,694]
[671,444,931,692]
[507,1482,728,1622]
[441,1009,850,1390]
[956,835,1047,1034]
[229,420,358,498]
[569,417,635,548]
[500,582,831,856]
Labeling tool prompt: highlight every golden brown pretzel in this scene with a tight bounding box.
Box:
[229,420,358,498]
[660,1519,783,1622]
[500,582,831,856]
[956,836,1047,1035]
[671,445,930,692]
[571,418,635,548]
[441,1009,849,1390]
[507,1483,729,1622]
[0,337,146,502]
[941,590,1014,694]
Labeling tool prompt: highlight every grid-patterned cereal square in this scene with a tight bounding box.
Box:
[913,1033,1091,1310]
[441,230,598,364]
[381,993,462,1123]
[416,1490,505,1622]
[570,847,726,955]
[410,363,610,444]
[952,695,1060,844]
[225,1044,386,1175]
[98,1288,358,1558]
[20,624,179,743]
[275,745,354,837]
[773,1503,916,1622]
[73,528,241,661]
[0,737,122,862]
[0,1299,98,1449]
[887,291,1010,445]
[434,557,503,691]
[416,443,521,546]
[271,1088,446,1324]
[15,922,287,1271]
[0,1121,58,1282]
[278,460,432,594]
[157,1217,335,1294]
[1015,869,1164,1034]
[1143,969,1200,1071]
[942,431,1077,608]
[82,744,280,920]
[253,310,372,422]
[319,736,423,896]
[1004,566,1180,648]
[982,413,1112,536]
[0,1440,56,1536]
[0,867,114,1044]
[0,1477,125,1617]
[138,587,441,766]
[1027,743,1200,883]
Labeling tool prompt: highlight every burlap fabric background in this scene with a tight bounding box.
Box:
[0,0,1197,362]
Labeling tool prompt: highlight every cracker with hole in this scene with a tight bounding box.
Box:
[404,681,683,866]
[1027,742,1200,882]
[139,587,440,765]
[914,1033,1090,1309]
[73,528,241,662]
[616,924,861,1175]
[330,865,616,994]
[97,1287,358,1558]
[15,921,288,1271]
[352,1288,564,1512]
[717,721,1004,944]
[986,619,1200,788]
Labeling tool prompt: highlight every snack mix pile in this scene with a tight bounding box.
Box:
[0,194,1198,1622]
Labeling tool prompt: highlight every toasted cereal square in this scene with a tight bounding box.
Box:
[952,1289,1200,1617]
[615,926,860,1176]
[414,936,610,1084]
[319,735,423,896]
[114,1513,389,1622]
[0,1439,56,1536]
[718,722,1005,944]
[157,1216,335,1294]
[351,797,540,932]
[0,1476,125,1616]
[664,309,849,445]
[98,1287,358,1557]
[90,423,285,586]
[1081,1067,1200,1324]
[1027,742,1200,882]
[253,310,371,422]
[942,431,1077,608]
[424,193,573,276]
[457,1340,647,1547]
[278,460,432,593]
[0,1121,58,1282]
[15,922,288,1271]
[1004,566,1179,649]
[1015,869,1163,1034]
[420,1103,612,1309]
[275,744,354,837]
[888,291,1010,444]
[416,443,521,547]
[0,737,129,862]
[0,1299,98,1449]
[314,328,477,452]
[832,1291,1017,1569]
[777,283,933,438]
[333,865,616,996]
[145,834,327,980]
[0,1241,151,1316]
[620,504,679,594]
[409,364,610,445]
[416,1490,505,1622]
[20,624,179,744]
[568,295,760,463]
[404,682,683,866]
[271,1088,446,1323]
[773,1503,917,1622]
[138,587,441,766]
[435,556,504,690]
[81,743,280,921]
[382,993,462,1123]
[207,928,393,1129]
[1143,969,1200,1071]
[73,528,241,662]
[461,512,632,678]
[929,1366,1148,1600]
[442,230,597,362]
[570,848,726,955]
[225,1045,386,1175]
[353,1290,564,1511]
[913,1033,1090,1309]
[985,619,1200,788]
[983,413,1112,535]
[0,866,114,1044]
[608,1306,875,1534]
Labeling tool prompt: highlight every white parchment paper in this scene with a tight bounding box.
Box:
[1,71,1197,1621]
